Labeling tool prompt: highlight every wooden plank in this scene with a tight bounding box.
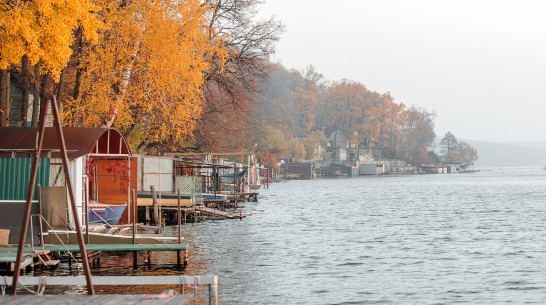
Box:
[43,259,60,266]
[0,295,192,305]
[196,207,240,219]
[137,197,192,207]
[1,275,217,286]
[0,243,189,254]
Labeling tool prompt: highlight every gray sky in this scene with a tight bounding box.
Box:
[258,0,546,142]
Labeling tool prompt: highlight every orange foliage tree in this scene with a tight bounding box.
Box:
[400,107,436,164]
[0,0,99,126]
[61,0,229,151]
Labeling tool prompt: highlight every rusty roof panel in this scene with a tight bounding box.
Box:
[0,127,131,159]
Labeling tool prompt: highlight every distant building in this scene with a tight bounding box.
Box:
[281,163,314,179]
[328,130,347,149]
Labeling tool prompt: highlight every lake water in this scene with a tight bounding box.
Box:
[182,167,546,304]
[42,167,546,304]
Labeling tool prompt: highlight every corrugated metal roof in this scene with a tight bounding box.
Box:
[0,127,131,159]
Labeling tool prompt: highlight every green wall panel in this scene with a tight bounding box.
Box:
[0,158,50,200]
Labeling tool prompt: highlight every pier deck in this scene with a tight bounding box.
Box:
[0,243,188,254]
[0,275,217,304]
[0,243,189,269]
[0,294,192,304]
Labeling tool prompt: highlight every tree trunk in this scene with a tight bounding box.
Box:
[31,62,41,127]
[55,68,65,124]
[40,74,52,127]
[0,69,10,126]
[73,27,86,102]
[21,55,30,126]
[102,28,143,128]
[56,68,65,102]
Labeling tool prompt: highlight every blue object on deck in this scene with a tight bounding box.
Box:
[88,204,126,225]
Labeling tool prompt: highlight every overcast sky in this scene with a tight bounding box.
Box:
[258,0,546,142]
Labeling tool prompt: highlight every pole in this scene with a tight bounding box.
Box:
[12,94,49,294]
[209,275,218,305]
[132,189,136,244]
[233,163,238,209]
[51,96,94,294]
[151,185,159,226]
[177,188,181,265]
[132,189,137,268]
[85,175,89,244]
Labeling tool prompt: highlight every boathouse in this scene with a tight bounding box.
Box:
[0,127,136,243]
[281,162,314,179]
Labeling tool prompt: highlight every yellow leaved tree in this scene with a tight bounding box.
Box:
[0,0,98,78]
[0,0,99,126]
[63,0,229,150]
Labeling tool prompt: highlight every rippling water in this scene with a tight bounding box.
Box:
[42,167,546,304]
[183,167,546,304]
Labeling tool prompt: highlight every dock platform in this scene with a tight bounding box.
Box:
[0,243,188,253]
[0,243,189,269]
[0,294,192,304]
[0,275,218,304]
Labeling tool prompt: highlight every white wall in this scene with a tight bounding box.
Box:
[140,157,174,192]
[49,157,83,228]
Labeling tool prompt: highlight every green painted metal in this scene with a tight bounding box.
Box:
[0,158,50,200]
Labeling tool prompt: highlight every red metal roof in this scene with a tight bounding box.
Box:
[0,127,131,159]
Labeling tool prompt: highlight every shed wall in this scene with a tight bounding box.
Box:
[0,158,50,200]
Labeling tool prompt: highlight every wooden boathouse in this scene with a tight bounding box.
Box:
[0,127,138,244]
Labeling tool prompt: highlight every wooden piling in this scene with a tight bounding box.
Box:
[177,189,182,265]
[151,185,159,226]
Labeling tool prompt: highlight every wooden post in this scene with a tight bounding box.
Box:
[132,189,137,268]
[145,206,150,225]
[177,189,181,265]
[151,185,159,226]
[132,189,136,244]
[233,164,238,209]
[85,176,89,243]
[209,275,218,305]
[11,98,48,293]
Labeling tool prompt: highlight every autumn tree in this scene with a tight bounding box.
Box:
[0,0,99,126]
[303,130,328,160]
[318,79,370,137]
[401,107,436,164]
[439,132,478,164]
[439,131,458,163]
[291,65,323,137]
[60,0,229,152]
[362,92,407,158]
[456,142,478,164]
[286,137,306,161]
[252,120,287,167]
[188,0,284,152]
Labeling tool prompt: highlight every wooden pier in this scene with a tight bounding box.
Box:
[0,275,218,305]
[0,243,189,270]
[0,294,193,304]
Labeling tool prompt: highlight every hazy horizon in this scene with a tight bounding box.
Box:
[259,0,546,143]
